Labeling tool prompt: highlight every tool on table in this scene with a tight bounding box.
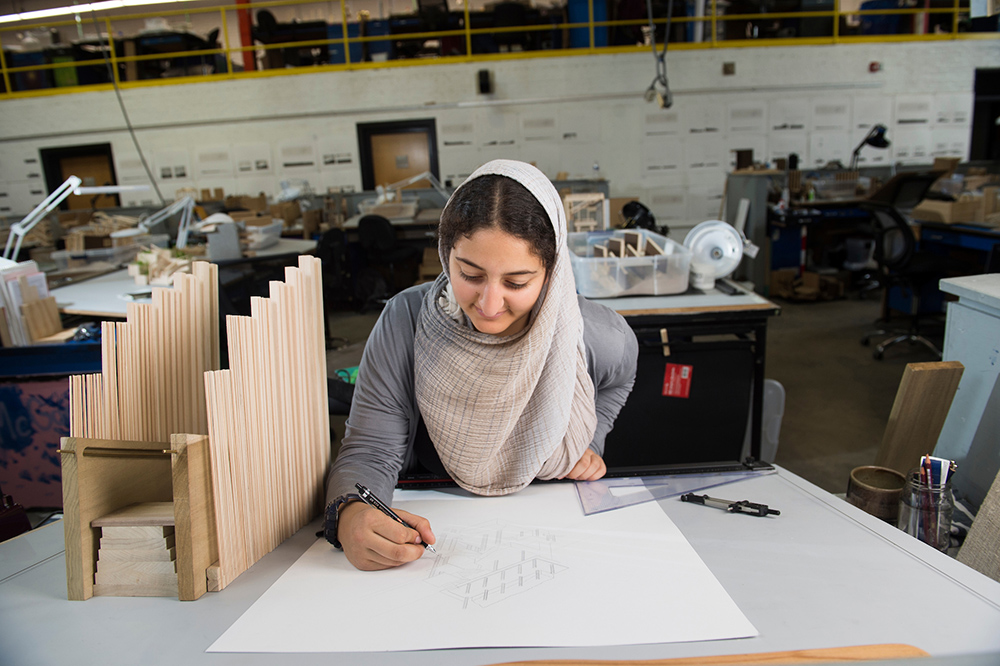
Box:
[576,461,775,516]
[355,483,437,553]
[680,493,780,517]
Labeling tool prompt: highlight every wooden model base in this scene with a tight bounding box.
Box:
[60,434,217,601]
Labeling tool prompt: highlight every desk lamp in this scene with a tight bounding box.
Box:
[2,177,152,266]
[849,124,890,171]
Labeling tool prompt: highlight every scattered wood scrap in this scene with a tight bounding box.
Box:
[128,246,193,286]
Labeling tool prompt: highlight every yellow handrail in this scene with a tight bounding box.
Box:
[0,0,992,100]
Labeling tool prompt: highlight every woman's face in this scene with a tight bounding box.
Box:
[449,227,547,337]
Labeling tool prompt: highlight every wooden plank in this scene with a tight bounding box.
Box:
[93,582,178,597]
[91,502,174,527]
[171,433,218,601]
[99,546,176,563]
[487,644,929,666]
[59,437,173,601]
[97,525,173,541]
[875,361,965,474]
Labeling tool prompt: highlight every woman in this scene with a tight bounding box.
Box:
[325,159,638,570]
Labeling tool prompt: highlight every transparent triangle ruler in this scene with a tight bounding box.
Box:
[576,469,776,516]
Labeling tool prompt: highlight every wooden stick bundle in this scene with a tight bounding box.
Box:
[69,262,220,443]
[203,255,330,590]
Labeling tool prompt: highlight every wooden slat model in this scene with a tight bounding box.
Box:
[203,255,330,591]
[92,503,178,597]
[68,261,219,442]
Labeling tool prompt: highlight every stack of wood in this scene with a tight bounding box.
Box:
[64,212,140,251]
[92,503,178,597]
[0,261,68,347]
[17,274,63,342]
[127,246,193,286]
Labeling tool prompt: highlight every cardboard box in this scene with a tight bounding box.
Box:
[911,197,981,224]
[608,197,640,228]
[769,269,844,301]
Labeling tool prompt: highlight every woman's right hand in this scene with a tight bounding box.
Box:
[337,501,436,571]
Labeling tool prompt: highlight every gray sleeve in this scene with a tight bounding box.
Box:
[324,286,429,507]
[580,297,638,458]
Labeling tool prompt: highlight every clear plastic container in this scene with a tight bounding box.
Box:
[567,229,691,298]
[897,469,954,552]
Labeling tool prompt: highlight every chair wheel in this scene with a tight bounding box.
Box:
[860,337,870,347]
[873,350,883,360]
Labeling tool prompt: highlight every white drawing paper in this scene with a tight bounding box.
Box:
[208,484,757,653]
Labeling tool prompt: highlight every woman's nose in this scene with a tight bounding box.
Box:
[478,283,504,315]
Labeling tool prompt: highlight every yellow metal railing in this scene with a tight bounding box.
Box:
[0,0,991,99]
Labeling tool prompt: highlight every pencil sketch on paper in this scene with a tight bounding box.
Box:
[424,520,568,609]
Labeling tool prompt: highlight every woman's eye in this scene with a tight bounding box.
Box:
[505,282,527,290]
[460,271,483,283]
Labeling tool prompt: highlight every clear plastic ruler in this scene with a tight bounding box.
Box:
[576,469,776,516]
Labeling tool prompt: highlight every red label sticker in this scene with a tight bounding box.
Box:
[662,363,693,398]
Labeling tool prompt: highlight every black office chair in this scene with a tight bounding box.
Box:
[857,194,972,360]
[356,215,422,312]
[316,227,355,347]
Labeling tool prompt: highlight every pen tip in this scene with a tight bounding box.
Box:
[427,544,438,554]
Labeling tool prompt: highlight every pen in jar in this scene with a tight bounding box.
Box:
[355,483,437,553]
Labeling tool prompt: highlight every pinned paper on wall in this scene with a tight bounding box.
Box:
[812,98,851,133]
[644,109,683,137]
[853,96,894,132]
[727,101,767,134]
[895,94,934,126]
[208,484,758,653]
[194,146,234,178]
[769,98,809,132]
[233,143,273,175]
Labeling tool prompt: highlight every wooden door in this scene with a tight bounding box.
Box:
[60,154,117,209]
[370,132,431,190]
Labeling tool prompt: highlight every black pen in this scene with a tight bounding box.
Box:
[355,483,437,553]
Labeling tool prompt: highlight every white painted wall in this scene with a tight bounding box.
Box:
[1,40,996,238]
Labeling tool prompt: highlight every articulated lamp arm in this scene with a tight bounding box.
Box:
[3,176,82,261]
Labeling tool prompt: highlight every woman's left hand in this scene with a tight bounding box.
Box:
[563,449,607,481]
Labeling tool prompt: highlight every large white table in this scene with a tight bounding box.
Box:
[2,467,999,665]
[50,238,317,318]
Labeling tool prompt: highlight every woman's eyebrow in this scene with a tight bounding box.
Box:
[455,256,539,277]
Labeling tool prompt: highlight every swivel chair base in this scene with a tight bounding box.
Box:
[862,330,942,360]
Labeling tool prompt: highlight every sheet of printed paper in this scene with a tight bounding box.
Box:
[208,483,757,653]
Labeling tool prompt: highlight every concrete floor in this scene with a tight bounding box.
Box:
[325,292,946,496]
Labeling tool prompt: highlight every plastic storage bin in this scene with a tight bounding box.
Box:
[568,229,691,298]
[51,245,142,272]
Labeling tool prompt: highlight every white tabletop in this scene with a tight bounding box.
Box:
[591,280,778,316]
[2,467,998,665]
[50,238,317,318]
[940,274,1000,313]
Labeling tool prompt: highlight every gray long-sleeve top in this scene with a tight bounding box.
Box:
[325,282,638,506]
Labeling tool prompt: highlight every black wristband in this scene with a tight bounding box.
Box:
[324,493,360,549]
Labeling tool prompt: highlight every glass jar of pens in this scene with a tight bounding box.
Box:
[897,455,957,552]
